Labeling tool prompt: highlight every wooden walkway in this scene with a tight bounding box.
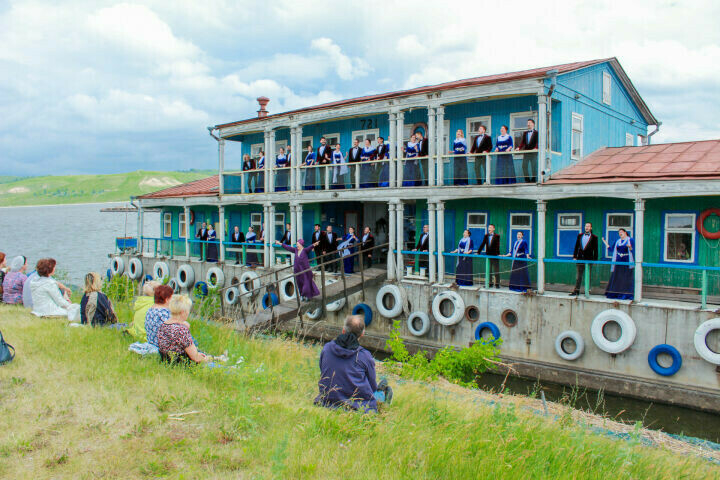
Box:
[240,267,387,331]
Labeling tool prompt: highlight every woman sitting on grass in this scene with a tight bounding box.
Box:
[145,285,173,347]
[127,280,159,341]
[30,258,78,318]
[157,295,209,364]
[2,256,28,304]
[80,272,118,327]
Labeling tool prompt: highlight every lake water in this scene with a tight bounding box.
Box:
[0,202,159,286]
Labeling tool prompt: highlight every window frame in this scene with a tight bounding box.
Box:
[556,212,583,258]
[322,132,341,149]
[466,211,488,229]
[662,212,697,264]
[602,72,612,105]
[178,212,187,238]
[301,136,314,153]
[351,129,380,148]
[466,115,492,149]
[250,143,264,159]
[250,212,263,233]
[625,133,634,146]
[603,212,634,259]
[571,112,584,160]
[163,212,172,238]
[509,111,538,153]
[508,212,533,255]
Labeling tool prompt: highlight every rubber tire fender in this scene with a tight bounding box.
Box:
[279,276,297,303]
[351,303,373,326]
[224,287,239,305]
[432,291,465,326]
[177,264,195,289]
[262,292,279,310]
[206,267,225,289]
[648,344,682,376]
[474,321,501,344]
[375,284,405,319]
[407,312,430,337]
[554,330,585,361]
[167,278,180,294]
[153,262,169,281]
[110,257,124,276]
[694,319,720,365]
[128,258,143,280]
[239,271,260,296]
[590,309,636,354]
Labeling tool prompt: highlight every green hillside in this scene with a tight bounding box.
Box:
[0,170,216,207]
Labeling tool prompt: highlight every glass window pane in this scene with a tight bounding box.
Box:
[560,215,580,227]
[468,214,486,227]
[572,117,582,131]
[667,215,693,229]
[572,132,581,157]
[666,232,693,260]
[511,214,531,227]
[608,214,632,228]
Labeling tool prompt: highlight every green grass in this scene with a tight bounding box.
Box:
[0,170,216,207]
[0,304,717,479]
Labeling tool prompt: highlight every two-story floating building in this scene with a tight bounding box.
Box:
[113,58,720,412]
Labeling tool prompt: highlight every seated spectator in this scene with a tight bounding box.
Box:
[127,280,159,341]
[145,284,173,347]
[0,252,6,302]
[315,314,392,412]
[23,270,38,308]
[80,272,118,327]
[30,258,78,318]
[2,256,28,304]
[157,295,209,364]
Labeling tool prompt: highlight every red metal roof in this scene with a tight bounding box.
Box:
[137,175,219,199]
[547,139,720,184]
[216,58,613,130]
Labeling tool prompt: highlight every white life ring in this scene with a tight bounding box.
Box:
[432,291,465,326]
[239,271,260,296]
[407,312,430,336]
[591,309,636,354]
[206,267,225,289]
[375,284,405,319]
[224,287,239,305]
[555,330,585,361]
[153,262,169,281]
[694,318,720,365]
[279,276,297,303]
[128,258,143,280]
[110,257,124,276]
[167,278,180,293]
[176,264,195,289]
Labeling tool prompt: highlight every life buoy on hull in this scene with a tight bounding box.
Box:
[694,319,720,365]
[407,312,430,336]
[697,208,720,240]
[554,330,585,361]
[351,303,373,326]
[647,344,682,376]
[432,291,465,326]
[590,309,636,354]
[474,321,501,344]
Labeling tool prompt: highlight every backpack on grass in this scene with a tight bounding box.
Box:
[0,330,15,365]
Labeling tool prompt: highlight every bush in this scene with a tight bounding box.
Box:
[385,320,500,387]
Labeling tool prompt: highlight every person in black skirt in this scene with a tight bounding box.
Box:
[451,230,474,286]
[504,231,531,292]
[603,228,635,300]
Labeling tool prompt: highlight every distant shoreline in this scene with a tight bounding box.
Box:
[0,200,132,209]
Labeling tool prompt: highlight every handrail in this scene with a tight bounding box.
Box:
[438,149,539,159]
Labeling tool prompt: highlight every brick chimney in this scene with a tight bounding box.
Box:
[257,96,270,118]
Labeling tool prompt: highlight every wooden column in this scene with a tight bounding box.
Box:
[388,112,397,188]
[538,94,548,183]
[436,201,445,283]
[218,138,225,195]
[427,106,436,187]
[396,202,404,278]
[396,111,404,187]
[183,205,190,257]
[263,203,271,268]
[536,200,546,294]
[290,126,298,193]
[428,201,437,283]
[387,200,396,280]
[267,129,276,193]
[435,106,445,186]
[218,205,226,262]
[296,203,303,244]
[634,199,645,302]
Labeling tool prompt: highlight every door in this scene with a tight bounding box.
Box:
[508,212,533,255]
[345,211,359,236]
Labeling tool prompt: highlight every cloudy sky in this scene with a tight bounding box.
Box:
[1,0,718,176]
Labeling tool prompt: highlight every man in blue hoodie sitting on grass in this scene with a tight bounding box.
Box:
[315,314,393,412]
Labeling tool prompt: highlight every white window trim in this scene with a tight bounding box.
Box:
[466,211,488,229]
[163,212,172,238]
[250,143,264,158]
[556,213,583,257]
[179,212,187,239]
[351,128,380,147]
[465,116,492,164]
[274,212,285,228]
[602,72,612,105]
[625,133,634,147]
[663,213,696,263]
[571,112,584,161]
[323,132,341,148]
[250,212,263,231]
[301,136,313,149]
[604,213,634,258]
[509,111,538,158]
[509,213,533,255]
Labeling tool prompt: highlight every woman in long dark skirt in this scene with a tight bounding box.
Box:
[452,129,469,186]
[504,231,530,292]
[403,134,419,187]
[206,224,218,262]
[255,152,265,193]
[245,227,259,266]
[604,228,635,300]
[339,227,358,274]
[360,139,376,188]
[275,147,289,192]
[303,145,316,191]
[277,239,321,301]
[452,230,474,286]
[494,125,516,185]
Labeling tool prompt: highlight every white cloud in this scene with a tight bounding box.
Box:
[310,37,370,81]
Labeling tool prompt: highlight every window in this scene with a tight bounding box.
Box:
[179,212,187,238]
[604,213,633,258]
[302,136,313,152]
[509,112,538,149]
[625,133,634,147]
[250,143,263,158]
[602,72,612,105]
[556,213,583,257]
[571,113,583,160]
[274,212,285,241]
[351,129,379,150]
[163,212,172,237]
[509,213,533,255]
[323,132,340,149]
[664,213,696,263]
[467,212,487,229]
[250,212,262,232]
[466,116,492,149]
[275,140,288,153]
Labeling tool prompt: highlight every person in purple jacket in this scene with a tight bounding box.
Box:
[315,315,393,412]
[276,238,320,301]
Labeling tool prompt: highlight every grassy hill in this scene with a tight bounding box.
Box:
[0,170,216,207]
[0,304,717,479]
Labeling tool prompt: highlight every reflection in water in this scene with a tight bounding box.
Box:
[0,202,159,286]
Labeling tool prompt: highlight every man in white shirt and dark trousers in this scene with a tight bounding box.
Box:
[571,222,598,296]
